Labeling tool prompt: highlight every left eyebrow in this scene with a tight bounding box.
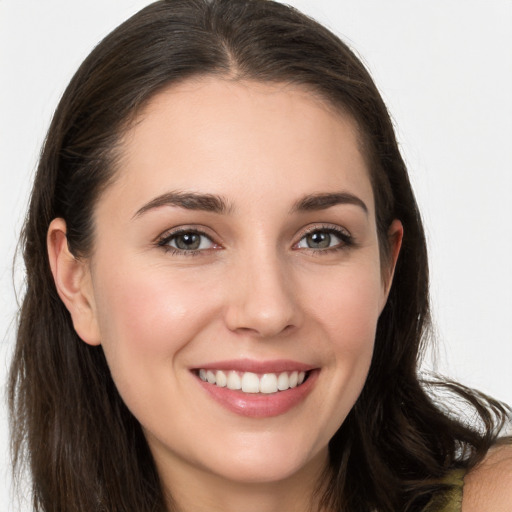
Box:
[291,192,369,215]
[132,191,232,219]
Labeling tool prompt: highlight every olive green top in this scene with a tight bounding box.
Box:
[424,469,465,512]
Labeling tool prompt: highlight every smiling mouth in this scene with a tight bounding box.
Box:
[196,369,309,394]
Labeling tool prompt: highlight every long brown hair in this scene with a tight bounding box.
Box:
[9,1,510,510]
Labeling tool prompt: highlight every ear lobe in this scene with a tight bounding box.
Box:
[380,219,404,309]
[47,218,101,346]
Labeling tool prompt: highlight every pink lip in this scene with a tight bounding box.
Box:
[192,358,315,374]
[192,360,319,418]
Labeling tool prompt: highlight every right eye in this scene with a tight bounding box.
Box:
[158,229,217,253]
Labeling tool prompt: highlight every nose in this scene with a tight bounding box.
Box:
[224,249,301,338]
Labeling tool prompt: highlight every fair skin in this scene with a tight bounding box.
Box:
[462,445,512,512]
[47,78,512,511]
[49,78,401,511]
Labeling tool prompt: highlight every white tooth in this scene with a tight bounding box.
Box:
[227,371,242,390]
[206,370,216,384]
[277,372,290,391]
[241,372,260,393]
[259,373,278,394]
[298,371,306,385]
[199,369,207,382]
[216,370,227,387]
[289,371,298,388]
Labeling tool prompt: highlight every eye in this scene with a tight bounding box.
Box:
[295,227,351,251]
[158,229,217,253]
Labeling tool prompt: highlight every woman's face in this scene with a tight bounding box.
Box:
[71,78,400,489]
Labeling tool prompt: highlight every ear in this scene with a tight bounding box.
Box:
[380,219,403,309]
[47,218,101,346]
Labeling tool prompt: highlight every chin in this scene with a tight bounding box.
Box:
[196,431,328,485]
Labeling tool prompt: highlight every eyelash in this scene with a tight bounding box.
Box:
[156,225,354,256]
[157,228,217,256]
[294,224,354,254]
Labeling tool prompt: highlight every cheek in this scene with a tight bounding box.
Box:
[288,262,383,446]
[91,263,217,391]
[306,261,382,393]
[305,261,384,349]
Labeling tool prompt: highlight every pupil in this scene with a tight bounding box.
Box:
[176,233,200,250]
[308,232,330,249]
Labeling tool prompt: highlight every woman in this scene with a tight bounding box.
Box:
[8,0,512,511]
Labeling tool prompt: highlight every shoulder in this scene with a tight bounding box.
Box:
[462,441,512,512]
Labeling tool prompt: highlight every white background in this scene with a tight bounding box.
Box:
[1,0,511,509]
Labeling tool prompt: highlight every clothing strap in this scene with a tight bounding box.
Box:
[424,468,465,512]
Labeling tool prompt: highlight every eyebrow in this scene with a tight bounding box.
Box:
[133,191,232,218]
[291,192,368,215]
[133,190,368,219]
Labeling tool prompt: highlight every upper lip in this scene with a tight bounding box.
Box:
[191,358,315,374]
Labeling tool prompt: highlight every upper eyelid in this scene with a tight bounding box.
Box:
[296,223,351,239]
[161,230,213,244]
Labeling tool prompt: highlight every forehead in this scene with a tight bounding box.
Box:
[102,78,374,218]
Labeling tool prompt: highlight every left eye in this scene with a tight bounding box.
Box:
[296,229,346,250]
[164,231,215,251]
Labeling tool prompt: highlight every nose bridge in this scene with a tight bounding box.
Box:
[225,241,299,337]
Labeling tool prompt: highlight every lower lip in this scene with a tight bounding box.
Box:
[195,370,318,418]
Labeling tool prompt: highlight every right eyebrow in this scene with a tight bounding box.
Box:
[132,191,232,219]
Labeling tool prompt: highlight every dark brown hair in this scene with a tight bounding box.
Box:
[9,1,510,511]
